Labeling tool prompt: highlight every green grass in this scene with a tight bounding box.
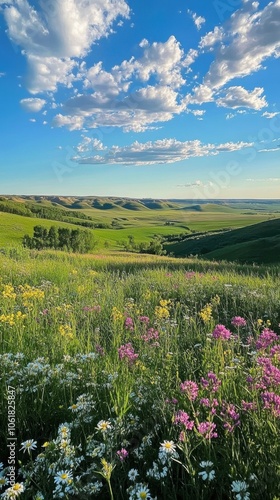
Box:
[0,249,279,498]
[164,217,280,263]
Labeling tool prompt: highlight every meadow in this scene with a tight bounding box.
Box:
[0,248,279,499]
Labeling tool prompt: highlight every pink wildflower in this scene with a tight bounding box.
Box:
[174,410,194,430]
[117,448,129,461]
[139,316,150,324]
[125,317,134,331]
[197,422,218,439]
[180,380,199,401]
[212,324,232,340]
[231,316,247,327]
[256,329,278,350]
[118,343,138,365]
[261,391,280,417]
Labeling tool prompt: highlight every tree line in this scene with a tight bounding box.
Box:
[23,225,96,253]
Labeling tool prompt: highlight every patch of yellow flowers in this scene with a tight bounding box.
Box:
[0,311,27,327]
[2,284,17,300]
[18,285,45,307]
[111,307,124,322]
[155,299,171,320]
[58,324,74,339]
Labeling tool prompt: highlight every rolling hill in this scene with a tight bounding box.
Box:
[163,218,280,263]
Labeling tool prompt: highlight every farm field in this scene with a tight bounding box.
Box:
[0,249,279,499]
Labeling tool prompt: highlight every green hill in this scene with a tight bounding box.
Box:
[164,218,280,263]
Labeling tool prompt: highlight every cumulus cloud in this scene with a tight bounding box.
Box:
[20,97,46,112]
[54,85,186,132]
[52,114,85,131]
[113,36,186,89]
[1,0,130,93]
[204,1,280,91]
[72,138,253,166]
[217,86,267,110]
[199,26,224,49]
[76,136,106,153]
[187,9,206,30]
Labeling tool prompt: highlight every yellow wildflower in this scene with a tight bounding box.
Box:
[2,284,16,300]
[111,307,124,322]
[199,304,212,323]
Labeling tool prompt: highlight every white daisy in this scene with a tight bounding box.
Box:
[54,470,73,485]
[20,439,37,453]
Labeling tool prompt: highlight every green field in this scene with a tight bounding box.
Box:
[0,249,279,499]
[0,196,277,253]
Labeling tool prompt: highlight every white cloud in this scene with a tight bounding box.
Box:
[72,138,253,166]
[20,97,46,112]
[217,86,267,110]
[262,111,280,119]
[52,114,85,131]
[113,36,186,89]
[1,0,130,93]
[258,147,280,153]
[25,55,76,94]
[187,9,206,30]
[54,85,186,132]
[199,26,224,49]
[204,1,280,91]
[246,177,280,181]
[76,136,106,153]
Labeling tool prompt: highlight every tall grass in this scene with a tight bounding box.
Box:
[0,249,279,499]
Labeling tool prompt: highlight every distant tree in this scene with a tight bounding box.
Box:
[48,226,59,249]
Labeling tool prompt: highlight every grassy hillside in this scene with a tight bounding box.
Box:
[164,217,280,263]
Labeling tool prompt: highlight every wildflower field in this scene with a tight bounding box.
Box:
[0,249,279,499]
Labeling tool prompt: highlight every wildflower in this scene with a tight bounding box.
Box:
[199,304,212,323]
[117,448,129,461]
[231,480,250,499]
[139,316,150,324]
[54,470,73,485]
[261,391,280,417]
[180,380,199,400]
[136,484,152,499]
[2,483,25,498]
[118,343,139,365]
[2,284,16,300]
[125,317,134,331]
[256,328,278,350]
[221,403,240,432]
[212,324,232,340]
[231,316,247,327]
[20,439,37,453]
[159,440,176,454]
[128,469,139,481]
[197,422,218,439]
[201,372,221,393]
[96,420,112,433]
[241,401,257,411]
[112,307,124,322]
[173,410,194,430]
[198,461,215,481]
[0,477,8,490]
[95,344,105,356]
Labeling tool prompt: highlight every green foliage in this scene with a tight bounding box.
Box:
[23,225,96,253]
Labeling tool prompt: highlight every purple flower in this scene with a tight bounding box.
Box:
[201,372,221,393]
[197,422,218,439]
[261,391,280,417]
[117,448,129,461]
[125,317,134,331]
[174,410,194,430]
[118,343,139,365]
[141,328,159,343]
[241,401,257,411]
[256,328,278,350]
[212,324,232,340]
[95,344,105,356]
[221,403,240,432]
[139,316,150,324]
[180,380,199,401]
[231,316,247,327]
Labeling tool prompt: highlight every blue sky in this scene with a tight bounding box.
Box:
[0,0,280,199]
